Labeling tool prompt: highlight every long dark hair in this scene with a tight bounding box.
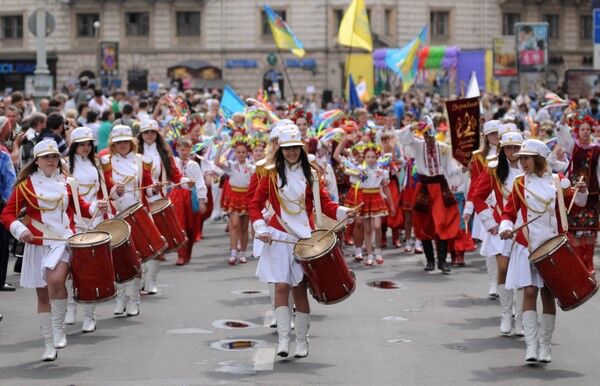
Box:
[67,140,103,186]
[274,146,313,188]
[137,131,174,180]
[496,149,509,183]
[14,157,66,188]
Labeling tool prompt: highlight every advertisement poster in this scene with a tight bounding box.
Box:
[565,69,600,98]
[99,42,119,76]
[493,37,517,76]
[445,97,480,167]
[516,22,549,73]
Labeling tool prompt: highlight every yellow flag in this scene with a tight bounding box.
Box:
[337,0,373,52]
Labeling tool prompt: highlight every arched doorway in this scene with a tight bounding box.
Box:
[263,69,284,99]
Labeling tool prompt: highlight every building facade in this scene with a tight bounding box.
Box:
[0,0,593,97]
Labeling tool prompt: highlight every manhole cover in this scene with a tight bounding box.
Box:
[386,339,412,344]
[231,289,270,296]
[382,316,409,321]
[211,319,260,330]
[366,280,403,289]
[210,339,268,352]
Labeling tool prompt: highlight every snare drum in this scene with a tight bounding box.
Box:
[294,229,356,305]
[149,198,188,252]
[114,202,167,262]
[317,215,345,244]
[68,231,116,303]
[95,219,141,283]
[529,234,599,311]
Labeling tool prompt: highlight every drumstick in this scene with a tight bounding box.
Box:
[567,176,585,214]
[316,202,365,243]
[123,181,188,194]
[33,236,67,241]
[254,238,311,247]
[511,215,542,235]
[80,209,99,240]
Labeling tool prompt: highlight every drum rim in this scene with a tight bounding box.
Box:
[559,281,599,311]
[528,234,567,263]
[294,229,337,261]
[149,198,172,214]
[114,202,143,219]
[94,219,131,248]
[68,231,111,247]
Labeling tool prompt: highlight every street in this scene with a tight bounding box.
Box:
[1,220,600,386]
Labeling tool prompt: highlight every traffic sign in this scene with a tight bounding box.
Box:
[28,10,55,37]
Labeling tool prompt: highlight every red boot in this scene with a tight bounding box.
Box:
[456,251,465,267]
[391,228,401,248]
[344,223,355,246]
[450,252,458,266]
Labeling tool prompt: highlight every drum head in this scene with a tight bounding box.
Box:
[149,199,171,215]
[68,231,111,247]
[94,219,131,247]
[529,235,567,262]
[317,216,344,233]
[294,229,336,260]
[114,202,143,219]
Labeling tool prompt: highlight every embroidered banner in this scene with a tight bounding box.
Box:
[445,97,480,167]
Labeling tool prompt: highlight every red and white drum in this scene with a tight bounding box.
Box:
[149,198,187,252]
[114,202,167,262]
[68,231,116,303]
[529,234,599,311]
[294,229,356,305]
[95,219,141,283]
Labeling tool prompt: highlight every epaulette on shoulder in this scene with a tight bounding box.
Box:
[264,163,276,174]
[472,149,482,156]
[487,160,498,169]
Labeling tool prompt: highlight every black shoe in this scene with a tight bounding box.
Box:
[424,261,435,271]
[438,260,451,274]
[0,284,15,291]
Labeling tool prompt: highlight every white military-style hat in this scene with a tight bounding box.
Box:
[269,119,294,141]
[70,127,94,143]
[33,139,60,158]
[483,120,501,136]
[515,139,550,159]
[278,127,303,148]
[500,131,523,147]
[110,124,134,143]
[498,123,519,139]
[140,119,160,133]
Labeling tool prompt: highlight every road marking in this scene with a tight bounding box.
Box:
[253,348,276,371]
[263,310,274,327]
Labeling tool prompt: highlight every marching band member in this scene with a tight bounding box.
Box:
[1,139,108,361]
[102,125,154,316]
[250,127,356,358]
[380,132,403,248]
[170,137,207,266]
[472,131,524,335]
[397,119,461,274]
[194,144,217,240]
[215,136,255,265]
[499,139,588,363]
[137,119,183,293]
[64,127,110,333]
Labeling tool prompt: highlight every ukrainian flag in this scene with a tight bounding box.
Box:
[264,4,305,58]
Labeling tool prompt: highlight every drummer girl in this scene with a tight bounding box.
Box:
[170,137,207,266]
[101,125,155,317]
[137,119,183,294]
[1,139,108,361]
[250,127,356,359]
[499,139,588,363]
[357,143,395,266]
[64,127,110,333]
[215,136,255,265]
[472,131,524,336]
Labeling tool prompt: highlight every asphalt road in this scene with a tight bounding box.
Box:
[1,220,600,386]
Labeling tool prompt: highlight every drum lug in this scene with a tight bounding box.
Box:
[343,284,349,293]
[96,287,100,299]
[74,287,78,299]
[322,293,327,303]
[572,291,579,300]
[549,258,555,266]
[589,277,597,285]
[91,248,95,257]
[116,273,121,282]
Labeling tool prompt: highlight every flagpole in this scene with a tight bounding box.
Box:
[276,48,296,100]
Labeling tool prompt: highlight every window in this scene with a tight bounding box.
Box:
[430,11,449,39]
[125,12,149,37]
[76,13,99,38]
[502,13,520,36]
[581,15,593,41]
[262,9,286,37]
[384,8,394,36]
[176,11,200,36]
[1,15,23,39]
[333,9,344,34]
[544,14,559,39]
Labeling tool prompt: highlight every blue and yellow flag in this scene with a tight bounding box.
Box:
[337,0,372,52]
[385,26,428,92]
[264,4,305,58]
[220,85,246,120]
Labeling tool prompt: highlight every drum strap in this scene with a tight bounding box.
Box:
[67,178,83,225]
[275,214,302,240]
[311,170,323,227]
[136,155,143,201]
[554,175,568,233]
[31,218,64,239]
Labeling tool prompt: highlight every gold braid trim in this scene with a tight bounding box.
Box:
[269,173,306,215]
[514,177,551,214]
[18,182,65,212]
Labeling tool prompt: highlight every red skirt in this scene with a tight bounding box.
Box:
[400,185,416,211]
[222,186,249,214]
[412,182,459,241]
[360,190,389,217]
[220,176,231,208]
[344,186,363,208]
[449,229,476,253]
[386,178,403,228]
[169,188,200,241]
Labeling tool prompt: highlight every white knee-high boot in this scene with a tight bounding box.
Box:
[125,277,141,316]
[50,299,67,349]
[538,313,555,363]
[523,310,539,362]
[268,283,277,328]
[65,279,76,325]
[293,312,310,358]
[274,306,291,357]
[145,259,160,294]
[513,290,524,337]
[289,291,295,330]
[113,282,126,315]
[39,313,57,361]
[486,255,498,297]
[497,284,513,335]
[81,303,96,332]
